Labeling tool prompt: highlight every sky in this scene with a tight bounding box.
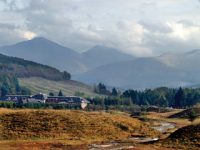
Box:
[0,0,200,56]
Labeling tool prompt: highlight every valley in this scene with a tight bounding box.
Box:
[1,1,200,149]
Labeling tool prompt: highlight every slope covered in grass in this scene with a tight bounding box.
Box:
[0,109,158,143]
[162,124,200,149]
[19,77,98,96]
[168,106,200,119]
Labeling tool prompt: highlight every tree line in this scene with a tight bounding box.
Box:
[0,74,31,97]
[121,87,199,108]
[93,83,200,109]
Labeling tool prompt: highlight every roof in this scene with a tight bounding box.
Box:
[48,96,81,98]
[6,95,30,97]
[0,98,8,101]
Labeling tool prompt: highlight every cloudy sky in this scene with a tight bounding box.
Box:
[0,0,200,56]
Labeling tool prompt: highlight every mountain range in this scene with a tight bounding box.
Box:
[0,37,134,74]
[76,50,200,89]
[1,37,200,89]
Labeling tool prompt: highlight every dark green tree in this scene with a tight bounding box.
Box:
[188,109,198,122]
[20,87,31,95]
[112,88,118,96]
[63,71,71,80]
[1,85,9,97]
[49,92,54,96]
[58,90,63,96]
[95,83,110,95]
[174,87,185,108]
[12,76,21,93]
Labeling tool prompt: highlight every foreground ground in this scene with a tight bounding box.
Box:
[0,108,199,150]
[0,108,158,150]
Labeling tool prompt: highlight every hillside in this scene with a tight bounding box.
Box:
[0,109,158,146]
[82,45,134,70]
[168,107,200,119]
[19,77,97,96]
[75,58,186,89]
[162,124,200,149]
[0,53,69,81]
[0,52,98,97]
[157,50,200,82]
[75,50,200,89]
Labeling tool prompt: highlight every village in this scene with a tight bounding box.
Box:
[2,93,89,109]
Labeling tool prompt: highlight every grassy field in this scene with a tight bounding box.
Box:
[0,108,158,149]
[161,123,200,149]
[19,77,98,97]
[146,110,191,128]
[144,109,200,149]
[0,108,199,149]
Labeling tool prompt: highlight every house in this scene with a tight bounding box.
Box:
[5,95,31,103]
[22,93,47,104]
[46,96,89,109]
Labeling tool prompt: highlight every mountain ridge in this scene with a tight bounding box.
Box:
[81,45,135,70]
[0,52,69,81]
[74,57,188,89]
[75,49,200,89]
[2,37,200,89]
[0,37,135,74]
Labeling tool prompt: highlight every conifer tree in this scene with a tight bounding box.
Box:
[58,90,63,96]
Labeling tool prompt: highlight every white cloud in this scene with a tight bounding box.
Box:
[22,31,37,40]
[0,0,200,56]
[141,21,200,54]
[168,21,200,41]
[0,0,30,10]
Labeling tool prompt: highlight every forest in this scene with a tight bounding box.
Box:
[0,53,71,81]
[91,83,200,110]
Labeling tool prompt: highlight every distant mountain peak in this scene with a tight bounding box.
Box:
[10,36,57,48]
[0,37,84,74]
[20,37,76,52]
[28,37,57,45]
[31,37,48,41]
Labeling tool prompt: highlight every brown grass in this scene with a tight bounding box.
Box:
[146,110,191,128]
[0,108,158,149]
[161,123,200,149]
[143,110,200,149]
[193,117,200,125]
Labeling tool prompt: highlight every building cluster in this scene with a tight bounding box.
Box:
[5,93,89,109]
